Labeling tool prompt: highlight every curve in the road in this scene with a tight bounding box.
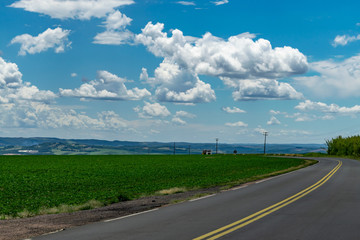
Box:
[194,160,342,240]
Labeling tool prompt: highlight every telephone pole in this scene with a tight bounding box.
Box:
[263,132,268,155]
[216,138,219,154]
[173,142,176,155]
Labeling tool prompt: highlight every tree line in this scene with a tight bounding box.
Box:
[326,135,360,156]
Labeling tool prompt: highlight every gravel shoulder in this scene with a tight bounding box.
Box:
[0,186,224,240]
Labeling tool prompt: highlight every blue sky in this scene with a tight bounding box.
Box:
[1,0,360,144]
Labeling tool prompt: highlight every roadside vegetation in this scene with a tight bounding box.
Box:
[326,135,360,156]
[0,155,313,218]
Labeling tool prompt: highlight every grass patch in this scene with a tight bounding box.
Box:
[0,154,311,218]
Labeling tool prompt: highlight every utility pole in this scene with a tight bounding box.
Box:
[216,138,219,154]
[263,132,268,155]
[188,145,191,155]
[173,142,176,155]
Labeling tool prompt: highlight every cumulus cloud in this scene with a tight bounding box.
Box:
[295,100,360,115]
[294,55,360,98]
[10,27,71,56]
[136,22,307,80]
[9,85,57,103]
[0,57,23,88]
[332,34,360,47]
[225,121,248,127]
[267,116,281,125]
[225,79,303,100]
[171,111,195,125]
[212,0,229,5]
[142,63,216,103]
[60,70,151,100]
[177,1,196,5]
[134,102,171,118]
[222,106,246,113]
[0,57,57,103]
[93,10,134,45]
[103,10,132,30]
[9,0,134,20]
[136,22,307,101]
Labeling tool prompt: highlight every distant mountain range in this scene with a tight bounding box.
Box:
[0,137,326,155]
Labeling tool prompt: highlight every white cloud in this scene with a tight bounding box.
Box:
[71,73,77,77]
[136,22,307,80]
[10,0,134,20]
[295,100,360,115]
[144,63,216,103]
[175,110,196,118]
[136,22,307,101]
[267,116,281,125]
[285,111,334,122]
[212,0,229,5]
[10,27,71,56]
[172,117,186,125]
[225,121,248,127]
[295,55,360,98]
[294,115,314,122]
[269,110,285,115]
[177,1,196,6]
[332,34,360,47]
[140,67,155,84]
[222,106,246,113]
[103,10,132,30]
[97,111,127,129]
[134,102,171,118]
[93,10,134,45]
[235,32,257,39]
[0,57,57,103]
[226,79,303,101]
[254,126,267,134]
[93,30,134,45]
[0,101,128,130]
[273,129,311,137]
[150,129,160,134]
[9,85,57,103]
[0,57,23,88]
[60,70,151,100]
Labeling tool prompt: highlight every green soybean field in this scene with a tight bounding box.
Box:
[0,155,311,218]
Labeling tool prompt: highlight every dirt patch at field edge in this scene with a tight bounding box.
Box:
[0,187,223,240]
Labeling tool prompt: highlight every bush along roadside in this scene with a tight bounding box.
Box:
[326,135,360,156]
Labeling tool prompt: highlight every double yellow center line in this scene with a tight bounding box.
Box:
[193,160,342,240]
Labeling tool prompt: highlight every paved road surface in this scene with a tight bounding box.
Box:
[32,157,360,240]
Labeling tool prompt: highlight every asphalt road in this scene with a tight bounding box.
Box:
[32,157,360,240]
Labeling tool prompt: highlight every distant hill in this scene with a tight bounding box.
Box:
[0,137,326,155]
